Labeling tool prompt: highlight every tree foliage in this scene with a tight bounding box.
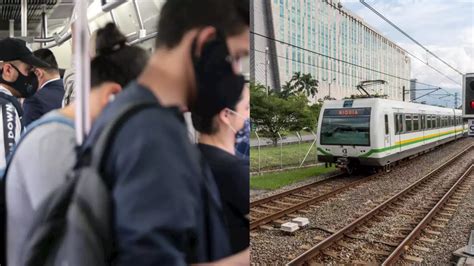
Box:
[251,82,319,145]
[280,72,319,99]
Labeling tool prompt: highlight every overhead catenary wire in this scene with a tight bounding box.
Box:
[252,31,450,90]
[359,0,464,77]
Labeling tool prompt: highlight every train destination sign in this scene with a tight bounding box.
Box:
[324,108,371,117]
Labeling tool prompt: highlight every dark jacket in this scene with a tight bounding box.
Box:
[23,79,64,127]
[81,82,231,265]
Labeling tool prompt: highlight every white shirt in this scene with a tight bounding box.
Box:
[39,77,61,91]
[0,85,22,169]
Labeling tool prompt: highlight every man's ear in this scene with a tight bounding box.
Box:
[34,69,43,80]
[193,26,217,58]
[2,63,16,81]
[100,82,122,106]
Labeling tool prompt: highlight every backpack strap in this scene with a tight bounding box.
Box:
[0,92,24,131]
[88,100,159,173]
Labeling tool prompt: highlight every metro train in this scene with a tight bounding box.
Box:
[316,98,467,174]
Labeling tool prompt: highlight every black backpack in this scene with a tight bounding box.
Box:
[18,100,158,266]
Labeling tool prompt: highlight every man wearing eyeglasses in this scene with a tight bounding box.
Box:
[0,38,49,169]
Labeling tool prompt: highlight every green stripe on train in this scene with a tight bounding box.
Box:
[359,131,459,158]
[317,130,465,158]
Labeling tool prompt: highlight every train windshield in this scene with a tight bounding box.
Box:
[320,108,371,146]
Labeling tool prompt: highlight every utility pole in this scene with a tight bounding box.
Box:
[265,46,269,95]
[402,86,405,101]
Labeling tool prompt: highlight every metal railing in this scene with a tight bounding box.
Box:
[250,130,319,174]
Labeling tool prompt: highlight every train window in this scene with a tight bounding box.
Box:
[413,115,419,131]
[427,115,432,129]
[405,114,412,132]
[437,116,441,128]
[320,108,371,146]
[384,114,389,135]
[394,114,401,134]
[421,115,425,130]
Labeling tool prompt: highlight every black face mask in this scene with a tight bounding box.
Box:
[190,31,243,112]
[0,64,38,98]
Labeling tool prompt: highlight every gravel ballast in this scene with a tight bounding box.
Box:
[251,138,474,264]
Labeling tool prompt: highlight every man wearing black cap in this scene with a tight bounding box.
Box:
[23,48,64,127]
[0,38,49,168]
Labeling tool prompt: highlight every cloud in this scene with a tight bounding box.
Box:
[340,0,474,106]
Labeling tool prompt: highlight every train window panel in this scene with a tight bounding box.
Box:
[384,114,389,135]
[421,115,426,130]
[427,115,432,129]
[437,116,441,128]
[405,114,412,132]
[413,115,419,131]
[320,108,371,146]
[394,114,399,134]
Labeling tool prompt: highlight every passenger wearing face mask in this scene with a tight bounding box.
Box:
[5,23,149,266]
[0,38,48,169]
[22,48,64,127]
[79,0,249,264]
[191,78,250,258]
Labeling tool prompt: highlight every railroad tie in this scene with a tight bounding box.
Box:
[403,254,424,263]
[438,212,453,217]
[297,209,311,214]
[322,249,342,259]
[294,194,313,200]
[445,203,459,208]
[431,223,446,229]
[336,240,354,249]
[443,207,456,212]
[252,208,271,215]
[434,217,450,223]
[412,245,430,252]
[260,204,283,211]
[419,237,437,244]
[273,200,295,206]
[362,248,391,256]
[423,229,442,236]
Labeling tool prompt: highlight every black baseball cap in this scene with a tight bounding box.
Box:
[0,38,50,68]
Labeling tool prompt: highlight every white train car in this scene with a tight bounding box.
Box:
[316,98,466,173]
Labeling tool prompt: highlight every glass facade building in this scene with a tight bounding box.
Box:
[251,0,411,101]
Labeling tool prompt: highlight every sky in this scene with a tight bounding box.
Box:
[340,0,474,107]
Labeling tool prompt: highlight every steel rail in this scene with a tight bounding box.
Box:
[250,173,378,230]
[286,145,473,265]
[382,164,474,265]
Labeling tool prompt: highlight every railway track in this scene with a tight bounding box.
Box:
[286,145,474,265]
[250,172,378,230]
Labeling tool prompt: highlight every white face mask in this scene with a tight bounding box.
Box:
[225,108,247,134]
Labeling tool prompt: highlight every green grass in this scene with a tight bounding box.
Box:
[250,165,336,190]
[250,142,318,172]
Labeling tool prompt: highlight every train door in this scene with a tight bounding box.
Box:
[421,112,426,145]
[384,113,391,149]
[393,109,403,153]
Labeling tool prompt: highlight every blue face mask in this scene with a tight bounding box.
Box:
[234,118,250,160]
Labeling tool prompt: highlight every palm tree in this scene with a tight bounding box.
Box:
[281,72,319,98]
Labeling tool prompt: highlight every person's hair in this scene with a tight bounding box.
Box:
[155,0,249,48]
[91,23,149,88]
[192,94,243,135]
[32,48,59,73]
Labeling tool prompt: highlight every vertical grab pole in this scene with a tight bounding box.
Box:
[21,0,27,37]
[74,0,91,145]
[9,19,14,38]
